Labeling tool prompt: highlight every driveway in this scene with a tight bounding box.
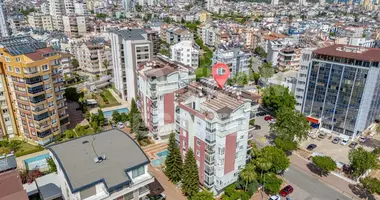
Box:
[148,165,186,200]
[249,115,273,149]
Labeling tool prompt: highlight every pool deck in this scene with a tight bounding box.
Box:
[16,150,50,170]
[142,143,168,162]
[89,89,131,114]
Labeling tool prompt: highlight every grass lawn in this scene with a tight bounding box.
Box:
[0,140,44,157]
[95,89,120,108]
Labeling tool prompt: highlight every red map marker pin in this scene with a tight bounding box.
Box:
[212,63,230,89]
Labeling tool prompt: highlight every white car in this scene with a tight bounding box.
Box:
[359,137,367,143]
[341,139,349,146]
[118,122,124,128]
[268,195,281,200]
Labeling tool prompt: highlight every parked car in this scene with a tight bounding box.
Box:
[256,111,266,116]
[308,132,317,139]
[318,132,327,139]
[268,195,281,200]
[307,144,317,151]
[332,137,340,144]
[341,139,349,146]
[111,123,116,129]
[118,122,124,128]
[264,115,273,121]
[349,142,358,148]
[280,185,294,197]
[147,193,166,200]
[359,137,367,143]
[254,125,261,130]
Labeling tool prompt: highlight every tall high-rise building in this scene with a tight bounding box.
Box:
[0,36,69,145]
[171,41,199,68]
[174,83,252,193]
[137,56,195,138]
[110,28,152,102]
[0,0,9,37]
[49,0,75,31]
[123,0,134,13]
[271,0,279,5]
[297,44,380,139]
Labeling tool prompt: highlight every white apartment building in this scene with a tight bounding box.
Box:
[207,0,223,11]
[294,48,313,111]
[0,0,9,37]
[166,27,193,45]
[49,0,75,31]
[170,41,199,68]
[175,83,251,194]
[73,39,112,76]
[27,13,54,31]
[48,129,154,200]
[137,56,195,138]
[212,44,251,77]
[74,2,88,15]
[62,15,87,38]
[348,37,375,48]
[110,28,153,102]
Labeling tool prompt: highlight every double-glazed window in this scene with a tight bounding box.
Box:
[132,166,145,178]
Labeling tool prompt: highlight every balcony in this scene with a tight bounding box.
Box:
[34,112,49,121]
[204,179,214,188]
[206,144,215,154]
[30,95,46,104]
[205,134,215,144]
[26,76,43,86]
[28,85,45,96]
[36,123,50,132]
[204,167,214,176]
[37,129,52,138]
[59,113,69,119]
[205,155,214,165]
[32,106,47,115]
[60,117,69,126]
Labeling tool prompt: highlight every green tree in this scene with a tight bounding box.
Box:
[64,129,76,139]
[254,46,267,57]
[46,157,57,173]
[97,109,105,126]
[259,62,274,79]
[274,137,298,152]
[262,85,296,112]
[64,87,80,101]
[191,190,214,200]
[239,163,257,192]
[261,146,290,173]
[129,98,139,129]
[360,177,380,195]
[132,113,148,142]
[258,172,283,194]
[271,107,310,141]
[8,140,21,152]
[135,3,143,12]
[165,132,183,183]
[195,67,211,80]
[250,72,261,85]
[182,149,199,197]
[312,156,337,176]
[349,147,378,177]
[112,111,121,123]
[248,140,261,159]
[120,113,129,122]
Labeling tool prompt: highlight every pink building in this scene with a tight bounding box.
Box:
[137,56,195,139]
[174,83,252,194]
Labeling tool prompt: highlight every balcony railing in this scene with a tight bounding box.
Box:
[34,112,49,121]
[30,96,46,104]
[37,129,52,138]
[26,77,43,85]
[206,145,215,154]
[205,167,214,176]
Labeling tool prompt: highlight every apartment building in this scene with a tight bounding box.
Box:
[277,47,301,70]
[62,15,87,38]
[174,83,251,194]
[170,41,199,68]
[297,44,380,139]
[145,29,160,55]
[0,36,69,145]
[165,27,193,45]
[60,53,74,80]
[0,0,9,37]
[110,28,153,102]
[27,13,54,31]
[72,38,112,77]
[48,129,154,200]
[49,0,75,31]
[199,11,211,23]
[137,56,195,138]
[74,2,88,15]
[212,44,251,77]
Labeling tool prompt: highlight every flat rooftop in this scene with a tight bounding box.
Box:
[0,170,28,200]
[0,36,47,56]
[313,44,380,62]
[48,129,150,193]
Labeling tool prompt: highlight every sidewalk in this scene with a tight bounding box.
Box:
[148,165,186,200]
[107,88,130,107]
[290,154,360,199]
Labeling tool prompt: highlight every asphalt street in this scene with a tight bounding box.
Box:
[284,165,351,200]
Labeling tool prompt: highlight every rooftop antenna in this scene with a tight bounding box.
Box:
[90,137,105,163]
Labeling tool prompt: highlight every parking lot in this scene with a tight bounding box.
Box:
[249,115,272,149]
[300,134,374,164]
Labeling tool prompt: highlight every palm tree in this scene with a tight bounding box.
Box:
[255,157,272,196]
[240,163,257,192]
[249,140,261,159]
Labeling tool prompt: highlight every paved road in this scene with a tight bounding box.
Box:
[284,165,351,200]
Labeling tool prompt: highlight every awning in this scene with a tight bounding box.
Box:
[306,116,320,124]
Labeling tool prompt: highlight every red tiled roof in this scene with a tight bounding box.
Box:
[0,170,28,200]
[25,47,55,61]
[313,44,380,62]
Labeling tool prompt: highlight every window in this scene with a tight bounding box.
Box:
[4,117,9,122]
[15,57,21,62]
[15,67,20,74]
[196,150,200,157]
[132,166,145,178]
[2,109,8,114]
[42,65,49,71]
[5,57,10,62]
[7,66,12,72]
[218,147,225,155]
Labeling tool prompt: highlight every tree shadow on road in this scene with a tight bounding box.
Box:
[349,184,376,200]
[306,163,326,177]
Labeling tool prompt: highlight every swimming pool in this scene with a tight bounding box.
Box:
[152,149,169,167]
[103,108,129,118]
[24,153,51,171]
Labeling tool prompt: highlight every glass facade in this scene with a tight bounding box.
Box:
[303,60,371,136]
